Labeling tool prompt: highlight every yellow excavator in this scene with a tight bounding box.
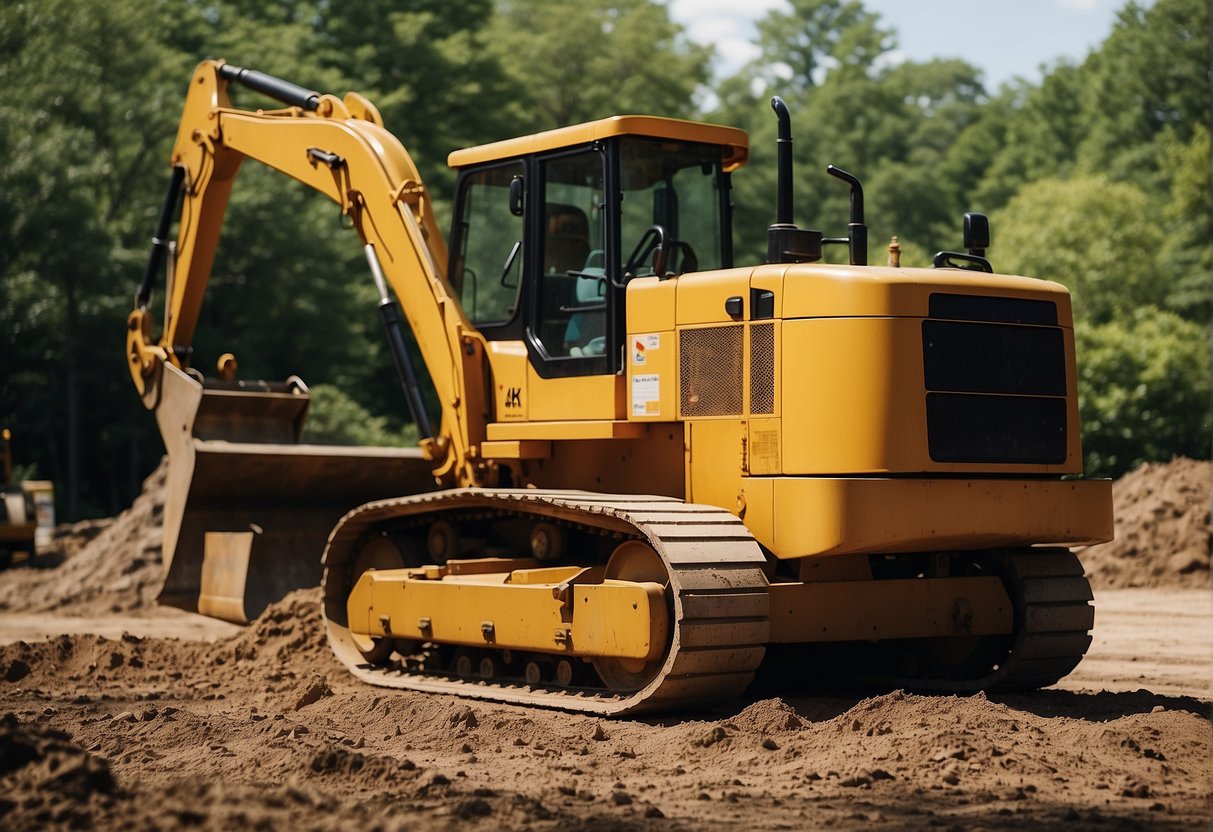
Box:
[127,60,1113,714]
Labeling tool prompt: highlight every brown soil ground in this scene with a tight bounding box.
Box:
[0,458,1210,830]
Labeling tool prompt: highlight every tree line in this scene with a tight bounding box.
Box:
[0,0,1207,519]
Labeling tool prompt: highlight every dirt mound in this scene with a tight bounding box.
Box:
[0,707,455,831]
[1078,457,1211,589]
[0,459,167,615]
[39,518,115,565]
[0,712,118,828]
[226,587,328,672]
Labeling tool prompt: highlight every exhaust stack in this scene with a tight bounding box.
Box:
[765,97,823,264]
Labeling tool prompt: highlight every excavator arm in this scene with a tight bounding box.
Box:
[127,59,488,483]
[126,60,491,622]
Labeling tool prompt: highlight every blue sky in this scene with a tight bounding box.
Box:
[667,0,1149,90]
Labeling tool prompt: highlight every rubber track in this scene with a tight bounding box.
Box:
[884,548,1095,693]
[321,489,771,715]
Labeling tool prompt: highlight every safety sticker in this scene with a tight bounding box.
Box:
[632,333,660,365]
[631,373,660,416]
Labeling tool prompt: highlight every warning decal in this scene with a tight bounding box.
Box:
[632,333,661,365]
[631,374,660,416]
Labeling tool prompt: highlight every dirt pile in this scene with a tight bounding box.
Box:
[226,587,329,671]
[39,518,114,565]
[1078,457,1211,589]
[0,713,118,829]
[0,459,167,615]
[0,703,451,832]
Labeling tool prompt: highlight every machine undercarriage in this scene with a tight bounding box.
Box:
[322,491,1095,714]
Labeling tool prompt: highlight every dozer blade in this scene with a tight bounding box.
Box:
[153,364,437,623]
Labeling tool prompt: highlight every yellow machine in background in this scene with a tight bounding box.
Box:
[0,429,53,569]
[126,60,1112,713]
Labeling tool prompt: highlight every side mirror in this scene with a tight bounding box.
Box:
[963,212,990,256]
[509,176,525,217]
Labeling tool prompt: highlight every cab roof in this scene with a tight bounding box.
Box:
[447,115,749,172]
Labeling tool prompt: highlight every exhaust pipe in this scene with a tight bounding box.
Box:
[765,97,822,264]
[773,97,794,226]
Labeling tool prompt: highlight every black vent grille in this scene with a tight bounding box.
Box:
[927,394,1067,463]
[750,323,775,414]
[922,317,1068,464]
[929,293,1058,325]
[923,321,1065,395]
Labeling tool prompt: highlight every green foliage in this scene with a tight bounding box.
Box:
[0,0,196,516]
[991,176,1167,323]
[309,0,521,205]
[301,385,418,447]
[754,0,893,92]
[715,2,989,263]
[1157,124,1212,323]
[1076,308,1211,477]
[487,0,711,126]
[1076,0,1210,183]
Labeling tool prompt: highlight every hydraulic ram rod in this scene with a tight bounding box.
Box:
[364,244,436,442]
[136,166,185,309]
[217,63,321,111]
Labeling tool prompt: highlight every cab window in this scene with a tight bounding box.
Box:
[618,138,726,277]
[451,162,525,326]
[534,150,607,359]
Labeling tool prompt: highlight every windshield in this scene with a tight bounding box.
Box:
[618,138,727,275]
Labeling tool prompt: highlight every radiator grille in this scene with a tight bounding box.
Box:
[922,318,1068,464]
[929,293,1058,326]
[927,394,1067,463]
[923,321,1064,395]
[750,323,775,414]
[680,325,743,416]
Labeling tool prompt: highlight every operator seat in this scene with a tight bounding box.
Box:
[543,204,607,357]
[545,204,590,274]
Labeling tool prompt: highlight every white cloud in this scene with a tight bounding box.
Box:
[668,0,783,75]
[1057,0,1099,12]
[874,48,907,73]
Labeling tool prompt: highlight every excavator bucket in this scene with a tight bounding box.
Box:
[153,364,437,623]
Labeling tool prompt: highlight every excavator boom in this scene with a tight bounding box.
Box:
[127,60,491,621]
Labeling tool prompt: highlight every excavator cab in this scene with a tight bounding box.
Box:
[446,122,746,380]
